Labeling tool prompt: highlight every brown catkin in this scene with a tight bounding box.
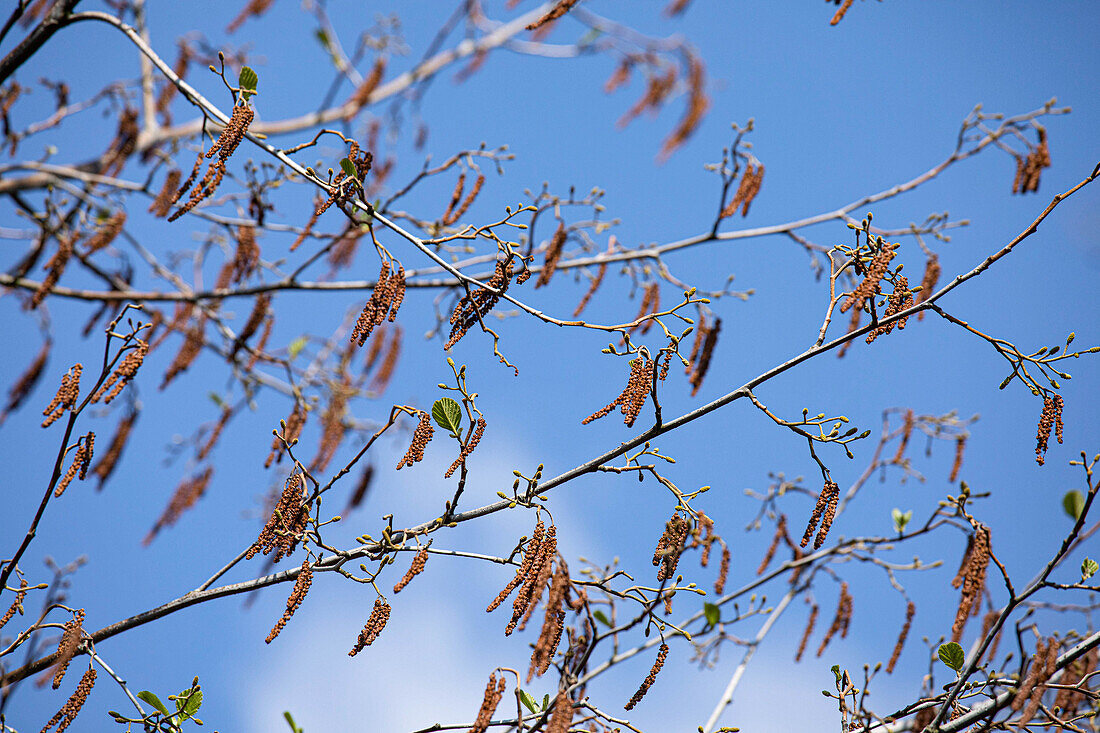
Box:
[757,515,787,575]
[800,481,838,548]
[0,578,29,631]
[83,211,126,255]
[814,481,840,550]
[830,0,855,25]
[265,560,314,643]
[535,224,567,289]
[93,339,148,404]
[368,325,402,394]
[54,431,94,497]
[893,409,915,464]
[488,519,544,613]
[795,604,818,662]
[865,275,915,344]
[582,356,654,428]
[886,602,915,673]
[469,673,507,733]
[393,547,429,594]
[507,524,557,635]
[168,104,253,221]
[42,666,96,733]
[41,364,81,428]
[1011,637,1049,712]
[344,464,374,514]
[715,542,731,595]
[950,435,966,481]
[51,609,85,689]
[348,599,391,655]
[32,233,76,309]
[345,57,386,117]
[841,240,896,314]
[625,643,669,710]
[396,411,434,469]
[3,339,50,424]
[446,258,514,349]
[1018,636,1058,724]
[247,473,309,562]
[573,262,607,317]
[652,514,690,582]
[227,0,274,32]
[916,254,941,321]
[689,317,721,397]
[445,416,487,478]
[951,525,990,642]
[1035,395,1062,466]
[547,688,575,733]
[528,563,569,681]
[143,467,214,545]
[1054,646,1097,716]
[816,582,852,657]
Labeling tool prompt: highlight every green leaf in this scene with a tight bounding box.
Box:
[1063,490,1085,521]
[181,688,203,717]
[938,642,965,672]
[137,691,169,716]
[1082,558,1098,582]
[592,609,611,627]
[339,158,358,181]
[238,66,258,101]
[288,336,308,360]
[518,689,539,714]
[432,397,463,436]
[541,694,549,711]
[284,711,301,732]
[703,602,720,627]
[891,508,912,533]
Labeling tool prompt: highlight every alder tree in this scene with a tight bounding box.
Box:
[1,1,1098,732]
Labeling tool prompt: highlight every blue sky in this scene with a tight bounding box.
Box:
[1,1,1098,731]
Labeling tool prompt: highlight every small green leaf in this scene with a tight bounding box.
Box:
[432,398,463,436]
[288,336,308,360]
[181,689,203,717]
[339,158,358,181]
[541,694,550,711]
[137,691,169,716]
[238,66,258,101]
[703,602,720,627]
[891,508,912,533]
[518,690,539,714]
[592,609,611,627]
[1082,558,1098,582]
[938,642,965,672]
[1063,490,1085,521]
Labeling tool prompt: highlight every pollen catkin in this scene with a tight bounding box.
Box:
[1054,646,1097,716]
[893,409,915,464]
[841,240,896,314]
[657,55,709,162]
[488,519,544,613]
[143,467,214,545]
[722,162,764,218]
[168,103,253,221]
[227,0,274,32]
[446,258,514,349]
[508,524,557,635]
[758,515,787,575]
[32,233,76,309]
[951,525,990,642]
[886,602,915,674]
[83,211,126,255]
[1019,638,1059,723]
[865,275,914,344]
[55,432,94,497]
[829,0,855,25]
[625,643,669,710]
[348,599,391,655]
[1011,637,1052,713]
[265,560,314,643]
[816,582,852,657]
[837,303,862,359]
[368,325,402,394]
[801,481,839,549]
[2,340,49,424]
[1013,128,1052,195]
[42,364,81,428]
[528,564,568,681]
[470,673,507,733]
[344,464,374,514]
[352,261,398,346]
[689,317,721,397]
[41,667,96,733]
[91,410,136,490]
[795,604,817,662]
[916,254,940,321]
[345,57,386,117]
[51,609,85,689]
[1035,395,1063,466]
[93,339,148,404]
[247,473,310,562]
[574,262,607,317]
[652,514,690,582]
[535,224,567,289]
[393,547,429,594]
[950,435,966,481]
[715,542,731,595]
[396,411,434,469]
[582,356,654,428]
[445,417,487,478]
[0,577,29,633]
